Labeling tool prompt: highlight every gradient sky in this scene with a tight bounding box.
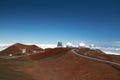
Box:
[0,0,120,45]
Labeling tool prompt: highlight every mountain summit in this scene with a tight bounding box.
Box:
[0,43,43,56]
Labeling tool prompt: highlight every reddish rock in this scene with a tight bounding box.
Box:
[0,43,43,56]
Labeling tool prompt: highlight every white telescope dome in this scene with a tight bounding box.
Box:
[79,42,86,47]
[90,44,95,47]
[90,44,96,49]
[66,42,72,48]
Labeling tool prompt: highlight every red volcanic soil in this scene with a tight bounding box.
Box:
[15,51,120,80]
[0,48,120,80]
[0,59,36,80]
[44,48,53,51]
[0,43,43,56]
[109,55,120,60]
[30,48,70,60]
[76,48,120,63]
[18,48,70,60]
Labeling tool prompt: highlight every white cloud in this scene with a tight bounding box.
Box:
[106,47,120,51]
[0,43,12,47]
[93,41,120,55]
[19,43,57,49]
[0,46,8,51]
[106,41,120,47]
[0,42,120,56]
[103,51,120,55]
[0,43,12,51]
[0,43,57,51]
[100,47,120,51]
[36,44,56,49]
[98,47,120,55]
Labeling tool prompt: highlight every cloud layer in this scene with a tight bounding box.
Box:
[109,41,120,47]
[0,42,119,55]
[0,43,57,51]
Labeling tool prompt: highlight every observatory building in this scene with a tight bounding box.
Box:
[21,49,26,54]
[66,42,73,48]
[57,42,63,48]
[78,42,86,48]
[9,54,13,57]
[90,44,96,50]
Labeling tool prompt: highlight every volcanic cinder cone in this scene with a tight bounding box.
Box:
[0,43,43,56]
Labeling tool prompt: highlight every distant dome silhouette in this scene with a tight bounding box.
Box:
[57,42,63,48]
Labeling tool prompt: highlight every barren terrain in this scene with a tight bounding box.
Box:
[0,44,120,80]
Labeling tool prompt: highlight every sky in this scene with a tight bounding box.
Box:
[0,0,120,54]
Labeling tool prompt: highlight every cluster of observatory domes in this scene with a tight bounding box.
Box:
[57,42,96,49]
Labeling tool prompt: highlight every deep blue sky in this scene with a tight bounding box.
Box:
[0,0,120,44]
